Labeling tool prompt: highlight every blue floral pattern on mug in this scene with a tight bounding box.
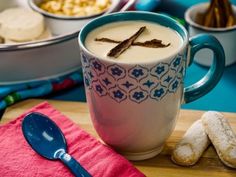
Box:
[150,63,169,79]
[109,86,127,103]
[92,80,107,97]
[81,51,185,103]
[90,59,105,76]
[130,87,148,103]
[129,65,148,81]
[107,64,126,80]
[170,56,182,72]
[150,84,167,101]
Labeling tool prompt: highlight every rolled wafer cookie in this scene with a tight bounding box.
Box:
[171,119,210,166]
[201,111,236,168]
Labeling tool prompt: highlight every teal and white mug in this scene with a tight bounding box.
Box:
[79,12,225,160]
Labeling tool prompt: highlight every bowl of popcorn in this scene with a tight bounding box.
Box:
[28,0,121,35]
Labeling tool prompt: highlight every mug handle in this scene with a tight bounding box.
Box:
[184,34,225,103]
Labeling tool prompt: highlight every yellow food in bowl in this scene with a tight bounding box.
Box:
[39,0,111,17]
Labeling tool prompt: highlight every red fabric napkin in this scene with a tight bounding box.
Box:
[0,102,145,177]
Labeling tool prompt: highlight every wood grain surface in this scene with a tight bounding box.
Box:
[1,99,236,177]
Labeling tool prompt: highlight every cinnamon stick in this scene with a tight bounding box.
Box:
[203,0,216,27]
[214,6,222,27]
[197,0,236,28]
[134,39,170,48]
[95,38,120,44]
[107,26,146,58]
[95,38,170,48]
[222,0,236,26]
[222,0,234,18]
[0,36,4,44]
[195,12,205,26]
[227,15,236,27]
[218,0,228,26]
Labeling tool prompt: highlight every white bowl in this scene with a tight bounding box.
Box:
[29,0,122,35]
[185,3,236,67]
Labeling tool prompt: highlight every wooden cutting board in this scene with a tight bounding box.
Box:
[1,99,236,177]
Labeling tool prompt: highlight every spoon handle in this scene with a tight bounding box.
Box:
[59,153,92,177]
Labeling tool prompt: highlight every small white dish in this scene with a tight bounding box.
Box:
[185,3,236,67]
[29,0,122,35]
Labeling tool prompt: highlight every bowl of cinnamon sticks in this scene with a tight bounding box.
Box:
[185,0,236,66]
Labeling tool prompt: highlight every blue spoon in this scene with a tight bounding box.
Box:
[22,112,92,177]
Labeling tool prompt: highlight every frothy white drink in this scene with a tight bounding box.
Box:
[85,21,183,63]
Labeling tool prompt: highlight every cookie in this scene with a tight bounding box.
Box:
[171,119,210,166]
[201,111,236,168]
[0,8,44,41]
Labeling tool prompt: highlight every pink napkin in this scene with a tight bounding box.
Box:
[0,102,145,177]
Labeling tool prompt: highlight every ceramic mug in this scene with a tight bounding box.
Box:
[79,12,225,160]
[185,3,236,67]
